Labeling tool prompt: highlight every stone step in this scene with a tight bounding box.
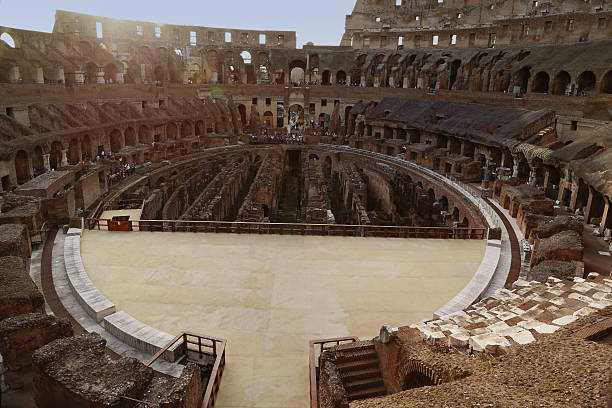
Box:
[337,357,379,372]
[345,376,385,392]
[340,367,381,381]
[347,385,387,400]
[335,340,375,352]
[336,348,377,362]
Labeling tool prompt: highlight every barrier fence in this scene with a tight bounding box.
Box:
[86,218,488,239]
[145,332,226,408]
[309,337,360,408]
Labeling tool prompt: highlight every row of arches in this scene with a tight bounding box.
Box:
[530,70,606,95]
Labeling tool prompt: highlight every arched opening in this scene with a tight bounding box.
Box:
[289,104,304,127]
[289,60,306,85]
[1,32,16,48]
[237,104,247,125]
[577,71,596,95]
[195,120,205,135]
[452,207,460,221]
[439,196,449,212]
[124,127,136,146]
[14,150,30,184]
[462,217,469,227]
[601,70,612,94]
[81,136,92,161]
[166,123,177,140]
[515,66,531,92]
[263,111,273,128]
[336,70,347,84]
[32,146,44,176]
[153,66,165,83]
[552,71,571,95]
[103,63,118,83]
[427,188,436,203]
[181,121,193,138]
[516,153,530,182]
[68,139,80,164]
[49,141,63,170]
[240,51,252,64]
[188,63,202,84]
[318,113,329,128]
[322,70,331,85]
[402,371,435,390]
[84,62,98,84]
[109,129,122,153]
[139,125,152,144]
[532,71,549,93]
[449,59,461,89]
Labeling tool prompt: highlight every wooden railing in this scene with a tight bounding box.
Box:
[309,337,360,408]
[145,332,226,408]
[85,218,488,239]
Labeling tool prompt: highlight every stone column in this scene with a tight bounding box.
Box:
[96,69,105,84]
[512,155,519,178]
[34,66,44,84]
[61,150,68,167]
[43,154,50,172]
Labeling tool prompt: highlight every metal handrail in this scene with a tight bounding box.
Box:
[145,331,226,408]
[309,337,360,408]
[86,218,487,239]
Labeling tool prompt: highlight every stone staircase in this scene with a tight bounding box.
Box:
[335,340,386,401]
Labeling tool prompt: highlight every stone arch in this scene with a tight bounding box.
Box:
[514,66,531,91]
[600,70,612,94]
[32,146,45,175]
[439,196,449,212]
[103,62,120,83]
[49,141,63,170]
[263,111,273,128]
[401,360,439,391]
[84,62,98,84]
[452,206,460,221]
[321,70,331,85]
[81,136,92,160]
[109,129,123,153]
[237,104,247,126]
[166,123,178,140]
[189,63,202,84]
[336,70,347,84]
[289,59,306,84]
[449,59,461,90]
[14,150,30,184]
[153,66,165,83]
[181,121,193,138]
[577,71,596,94]
[68,138,80,164]
[427,188,436,202]
[124,127,137,146]
[532,71,549,93]
[552,71,571,95]
[195,120,205,135]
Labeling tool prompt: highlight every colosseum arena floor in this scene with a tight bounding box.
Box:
[80,230,485,408]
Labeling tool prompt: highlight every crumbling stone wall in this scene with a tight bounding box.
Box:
[0,313,72,370]
[0,256,44,321]
[237,154,282,222]
[0,224,31,259]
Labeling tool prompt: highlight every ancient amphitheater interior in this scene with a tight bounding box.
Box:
[0,1,611,407]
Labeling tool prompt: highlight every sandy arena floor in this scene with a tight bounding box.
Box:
[80,230,486,408]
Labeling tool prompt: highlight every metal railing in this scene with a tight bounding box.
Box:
[86,218,487,239]
[145,332,226,408]
[309,337,360,408]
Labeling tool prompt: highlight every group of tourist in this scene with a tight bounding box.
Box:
[248,132,305,145]
[108,161,135,185]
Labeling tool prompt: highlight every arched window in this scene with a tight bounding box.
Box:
[240,51,252,64]
[0,33,16,48]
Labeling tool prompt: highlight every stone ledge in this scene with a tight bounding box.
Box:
[63,236,115,322]
[103,311,182,362]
